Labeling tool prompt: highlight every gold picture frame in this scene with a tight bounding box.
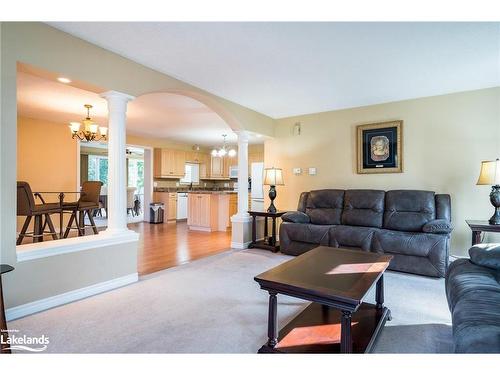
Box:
[357,120,403,174]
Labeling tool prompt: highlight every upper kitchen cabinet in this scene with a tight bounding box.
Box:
[210,155,224,178]
[248,151,264,174]
[154,148,187,178]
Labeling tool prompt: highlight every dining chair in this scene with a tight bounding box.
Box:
[127,187,136,217]
[63,181,102,238]
[16,181,60,245]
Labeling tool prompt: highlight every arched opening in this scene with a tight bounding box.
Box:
[15,68,265,275]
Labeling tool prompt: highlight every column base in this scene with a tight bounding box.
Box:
[231,214,252,249]
[100,228,139,240]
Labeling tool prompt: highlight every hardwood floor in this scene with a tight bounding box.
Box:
[17,219,232,276]
[129,221,232,276]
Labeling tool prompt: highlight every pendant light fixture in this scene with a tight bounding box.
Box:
[69,104,107,142]
[211,134,237,158]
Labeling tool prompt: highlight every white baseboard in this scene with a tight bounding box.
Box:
[231,241,252,249]
[5,273,138,321]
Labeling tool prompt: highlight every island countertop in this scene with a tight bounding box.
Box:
[186,191,237,195]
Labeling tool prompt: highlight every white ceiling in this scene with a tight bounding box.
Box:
[48,22,500,118]
[17,71,263,146]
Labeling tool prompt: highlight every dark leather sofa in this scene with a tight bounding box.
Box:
[445,244,500,353]
[280,189,453,277]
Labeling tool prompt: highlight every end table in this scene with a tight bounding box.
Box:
[466,220,500,245]
[1,264,14,354]
[248,211,286,252]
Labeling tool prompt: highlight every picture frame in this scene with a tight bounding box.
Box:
[356,120,403,174]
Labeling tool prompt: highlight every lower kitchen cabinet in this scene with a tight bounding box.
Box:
[153,192,177,222]
[187,193,235,232]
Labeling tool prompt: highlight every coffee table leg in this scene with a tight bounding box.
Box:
[267,292,278,348]
[340,310,352,353]
[376,274,384,309]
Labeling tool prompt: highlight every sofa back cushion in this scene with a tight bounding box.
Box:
[342,189,385,228]
[305,189,344,225]
[384,190,436,232]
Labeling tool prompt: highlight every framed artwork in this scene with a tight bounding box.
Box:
[357,120,403,174]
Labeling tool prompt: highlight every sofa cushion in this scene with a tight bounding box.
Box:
[451,290,500,353]
[342,190,385,228]
[445,258,500,313]
[422,219,454,234]
[372,229,448,277]
[384,190,436,232]
[305,189,345,225]
[469,243,500,270]
[279,222,331,245]
[328,225,376,251]
[282,211,311,224]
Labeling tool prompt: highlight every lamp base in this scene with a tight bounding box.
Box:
[267,185,277,213]
[489,185,500,225]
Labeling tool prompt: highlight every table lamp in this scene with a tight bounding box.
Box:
[476,158,500,225]
[263,167,284,213]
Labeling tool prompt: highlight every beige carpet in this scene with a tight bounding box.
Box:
[9,248,453,353]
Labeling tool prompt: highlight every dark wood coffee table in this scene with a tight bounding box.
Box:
[254,246,392,353]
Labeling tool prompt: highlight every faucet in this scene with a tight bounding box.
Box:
[189,182,193,191]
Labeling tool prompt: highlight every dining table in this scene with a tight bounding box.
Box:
[34,191,82,238]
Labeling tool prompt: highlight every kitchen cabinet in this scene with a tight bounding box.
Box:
[167,193,177,221]
[248,151,264,175]
[154,148,186,178]
[224,156,238,178]
[228,194,238,228]
[153,191,177,222]
[187,193,236,232]
[210,156,224,178]
[188,193,214,230]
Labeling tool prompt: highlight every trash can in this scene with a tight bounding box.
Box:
[149,202,165,224]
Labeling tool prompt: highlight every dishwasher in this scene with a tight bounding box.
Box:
[176,192,188,220]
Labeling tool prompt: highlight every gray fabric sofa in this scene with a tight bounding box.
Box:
[445,244,500,353]
[280,189,453,277]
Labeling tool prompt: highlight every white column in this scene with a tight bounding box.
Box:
[231,131,252,249]
[100,90,135,235]
[235,131,250,218]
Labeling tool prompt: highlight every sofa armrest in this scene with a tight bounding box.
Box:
[422,219,454,234]
[282,211,311,224]
[469,243,500,270]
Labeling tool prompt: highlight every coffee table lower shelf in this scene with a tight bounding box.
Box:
[258,302,391,354]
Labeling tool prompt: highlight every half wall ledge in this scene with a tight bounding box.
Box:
[16,230,140,262]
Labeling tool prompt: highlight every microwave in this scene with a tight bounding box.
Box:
[229,166,238,178]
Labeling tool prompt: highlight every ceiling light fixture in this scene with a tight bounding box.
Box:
[57,77,72,84]
[69,104,107,142]
[211,134,237,158]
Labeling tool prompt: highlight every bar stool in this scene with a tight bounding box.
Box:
[16,181,60,245]
[63,181,102,238]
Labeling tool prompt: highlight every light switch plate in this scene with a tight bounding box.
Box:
[293,167,302,175]
[308,167,317,175]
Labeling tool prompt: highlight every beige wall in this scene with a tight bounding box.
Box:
[17,116,78,196]
[16,116,78,233]
[1,22,274,310]
[265,87,500,256]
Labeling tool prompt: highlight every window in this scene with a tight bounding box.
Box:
[180,163,200,184]
[128,159,144,194]
[88,155,108,185]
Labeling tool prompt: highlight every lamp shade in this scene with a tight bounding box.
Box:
[477,159,500,186]
[263,167,284,186]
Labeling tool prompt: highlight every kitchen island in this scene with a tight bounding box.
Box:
[187,191,237,232]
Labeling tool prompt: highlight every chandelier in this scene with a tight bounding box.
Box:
[211,134,237,158]
[69,104,107,142]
